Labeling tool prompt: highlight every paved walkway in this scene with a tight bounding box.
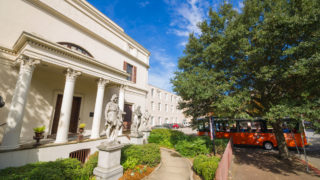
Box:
[145,148,192,180]
[230,147,320,180]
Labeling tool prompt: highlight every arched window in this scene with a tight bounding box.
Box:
[58,42,93,58]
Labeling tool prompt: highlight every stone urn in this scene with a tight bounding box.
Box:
[78,123,86,142]
[33,126,45,146]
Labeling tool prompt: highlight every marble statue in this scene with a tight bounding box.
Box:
[0,95,5,108]
[141,110,151,131]
[105,94,123,142]
[130,105,142,135]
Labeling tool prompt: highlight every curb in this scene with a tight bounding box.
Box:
[160,147,194,180]
[299,159,320,176]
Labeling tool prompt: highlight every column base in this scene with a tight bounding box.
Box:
[54,139,68,144]
[90,135,100,139]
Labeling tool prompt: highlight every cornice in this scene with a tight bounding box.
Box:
[72,0,150,56]
[25,0,150,68]
[12,32,130,77]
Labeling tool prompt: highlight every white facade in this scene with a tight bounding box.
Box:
[147,84,189,126]
[0,0,150,150]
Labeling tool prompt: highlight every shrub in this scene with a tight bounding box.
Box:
[80,151,99,179]
[175,136,211,157]
[122,157,139,170]
[121,143,160,170]
[148,129,186,148]
[214,138,229,154]
[193,155,220,180]
[0,152,100,180]
[0,158,82,180]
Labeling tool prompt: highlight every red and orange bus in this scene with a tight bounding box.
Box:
[197,117,308,150]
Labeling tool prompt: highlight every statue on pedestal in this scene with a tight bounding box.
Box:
[105,94,123,142]
[140,110,151,131]
[130,105,142,136]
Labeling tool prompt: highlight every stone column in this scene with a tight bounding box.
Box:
[118,85,125,136]
[90,78,109,139]
[118,85,125,111]
[0,57,40,150]
[55,69,81,143]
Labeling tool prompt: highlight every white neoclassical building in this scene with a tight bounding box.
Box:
[147,84,190,126]
[0,0,150,168]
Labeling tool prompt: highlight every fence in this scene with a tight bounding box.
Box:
[215,138,233,180]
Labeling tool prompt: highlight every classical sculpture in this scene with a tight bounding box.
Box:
[130,105,142,135]
[0,95,5,108]
[141,110,151,131]
[105,94,123,142]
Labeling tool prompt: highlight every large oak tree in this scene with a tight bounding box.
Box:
[172,0,320,159]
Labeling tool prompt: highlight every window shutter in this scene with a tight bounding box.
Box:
[133,66,137,83]
[123,61,127,71]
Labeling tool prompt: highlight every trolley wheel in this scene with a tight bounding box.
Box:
[263,141,273,150]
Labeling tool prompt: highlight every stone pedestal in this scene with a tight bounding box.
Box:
[130,133,143,145]
[142,130,151,144]
[93,142,124,180]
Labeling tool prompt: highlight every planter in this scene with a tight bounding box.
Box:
[33,132,44,146]
[78,128,84,142]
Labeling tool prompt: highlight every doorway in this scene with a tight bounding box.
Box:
[51,94,82,135]
[123,104,132,132]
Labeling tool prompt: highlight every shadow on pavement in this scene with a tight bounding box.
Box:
[233,146,320,178]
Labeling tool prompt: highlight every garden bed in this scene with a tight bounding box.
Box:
[119,143,161,180]
[148,129,229,180]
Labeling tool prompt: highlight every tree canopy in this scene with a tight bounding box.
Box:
[172,0,320,158]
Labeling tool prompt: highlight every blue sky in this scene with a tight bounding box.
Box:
[87,0,244,93]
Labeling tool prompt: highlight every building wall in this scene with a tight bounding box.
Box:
[146,84,189,126]
[0,0,150,143]
[0,0,149,91]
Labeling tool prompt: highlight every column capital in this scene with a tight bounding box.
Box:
[17,56,40,73]
[119,84,128,90]
[97,78,109,87]
[65,68,81,81]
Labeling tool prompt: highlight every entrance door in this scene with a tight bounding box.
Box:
[123,104,132,132]
[51,94,82,135]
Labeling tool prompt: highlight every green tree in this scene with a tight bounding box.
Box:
[172,0,320,159]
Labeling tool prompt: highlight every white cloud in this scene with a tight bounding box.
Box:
[139,1,150,7]
[148,49,176,92]
[239,2,244,8]
[166,0,207,37]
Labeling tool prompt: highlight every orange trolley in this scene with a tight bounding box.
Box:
[197,118,308,150]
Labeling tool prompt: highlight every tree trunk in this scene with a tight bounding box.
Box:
[271,121,289,159]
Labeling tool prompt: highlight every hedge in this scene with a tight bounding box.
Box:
[148,129,228,158]
[0,152,98,180]
[193,155,220,180]
[121,143,161,170]
[147,129,186,148]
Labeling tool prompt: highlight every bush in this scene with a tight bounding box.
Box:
[121,143,160,170]
[148,129,228,158]
[214,138,229,154]
[175,136,211,157]
[148,129,186,148]
[80,151,99,179]
[0,152,99,180]
[0,158,82,180]
[193,155,220,180]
